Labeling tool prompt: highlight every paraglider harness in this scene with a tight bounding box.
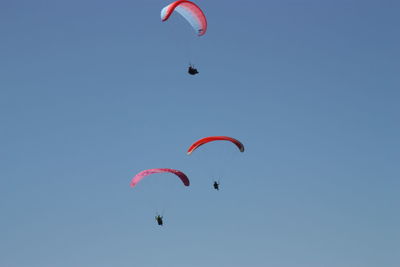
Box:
[213,181,220,191]
[155,215,163,226]
[188,64,199,75]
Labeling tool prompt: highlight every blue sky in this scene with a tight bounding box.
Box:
[1,0,399,266]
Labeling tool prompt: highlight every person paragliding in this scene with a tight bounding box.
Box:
[188,64,199,75]
[155,214,164,226]
[161,1,207,75]
[130,168,190,227]
[213,181,220,190]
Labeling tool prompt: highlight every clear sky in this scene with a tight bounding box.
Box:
[1,0,399,266]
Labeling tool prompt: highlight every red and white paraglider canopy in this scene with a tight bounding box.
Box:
[161,0,207,36]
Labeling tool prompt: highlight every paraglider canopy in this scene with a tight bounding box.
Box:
[130,168,190,187]
[161,0,207,36]
[187,136,245,155]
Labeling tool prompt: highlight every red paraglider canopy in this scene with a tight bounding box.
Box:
[187,136,245,155]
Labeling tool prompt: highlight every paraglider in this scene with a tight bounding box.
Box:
[161,1,207,74]
[155,214,164,226]
[187,137,244,191]
[213,181,220,191]
[130,168,190,187]
[130,168,189,227]
[187,136,245,155]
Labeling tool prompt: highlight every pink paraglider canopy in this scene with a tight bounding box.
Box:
[130,168,190,187]
[161,0,207,36]
[187,136,245,155]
